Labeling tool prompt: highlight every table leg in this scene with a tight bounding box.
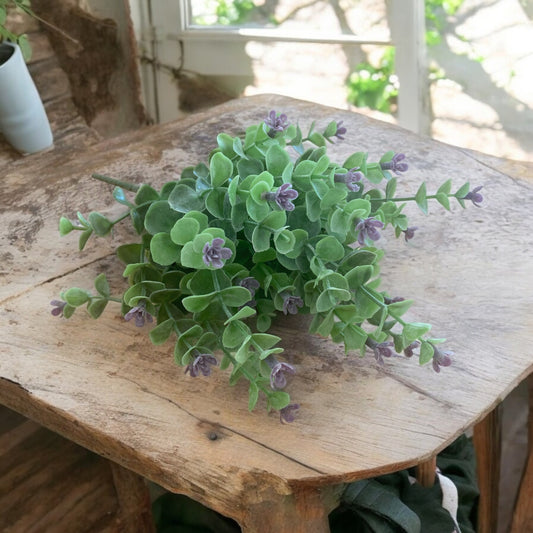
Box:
[239,485,342,533]
[473,404,502,533]
[110,463,156,533]
[510,374,533,533]
[415,456,437,487]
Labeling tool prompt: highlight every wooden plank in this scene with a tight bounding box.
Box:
[0,94,532,526]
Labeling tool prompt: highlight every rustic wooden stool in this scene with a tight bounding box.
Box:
[1,95,532,532]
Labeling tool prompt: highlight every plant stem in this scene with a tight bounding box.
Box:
[91,173,140,193]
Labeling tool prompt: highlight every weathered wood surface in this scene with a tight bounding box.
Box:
[1,94,532,525]
[0,405,154,532]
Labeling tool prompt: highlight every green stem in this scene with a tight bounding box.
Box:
[372,193,458,204]
[360,285,407,327]
[91,173,140,193]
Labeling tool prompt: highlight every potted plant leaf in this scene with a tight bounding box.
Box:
[52,111,484,422]
[0,0,53,153]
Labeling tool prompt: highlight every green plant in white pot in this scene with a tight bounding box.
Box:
[0,0,53,154]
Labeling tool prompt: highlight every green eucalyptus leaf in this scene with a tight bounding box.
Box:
[144,200,182,234]
[274,229,296,255]
[436,192,451,210]
[135,184,159,205]
[64,287,90,307]
[218,286,252,307]
[117,243,143,264]
[265,143,291,177]
[87,298,107,319]
[94,273,110,297]
[222,320,250,349]
[88,212,112,236]
[415,182,428,214]
[403,322,432,344]
[315,236,345,262]
[267,390,291,411]
[224,305,256,324]
[419,340,435,365]
[248,381,260,411]
[168,184,205,213]
[170,217,200,245]
[210,152,233,187]
[150,232,181,266]
[78,229,93,250]
[59,216,74,236]
[182,292,216,313]
[149,318,175,345]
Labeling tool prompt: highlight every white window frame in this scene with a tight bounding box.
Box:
[130,0,428,133]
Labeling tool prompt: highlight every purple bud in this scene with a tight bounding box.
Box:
[372,341,395,365]
[381,153,408,174]
[432,346,453,373]
[279,403,300,423]
[282,294,304,315]
[124,302,153,327]
[334,167,363,192]
[263,183,298,211]
[50,299,67,317]
[355,217,384,246]
[185,353,218,377]
[403,226,418,242]
[265,110,289,137]
[202,237,232,268]
[270,362,296,390]
[404,341,420,358]
[463,186,483,207]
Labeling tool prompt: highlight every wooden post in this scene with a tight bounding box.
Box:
[110,463,156,533]
[510,374,533,532]
[387,0,430,135]
[473,405,502,533]
[415,456,437,487]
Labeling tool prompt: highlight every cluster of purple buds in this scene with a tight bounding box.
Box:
[185,353,218,377]
[124,302,153,327]
[380,153,408,174]
[265,110,289,137]
[239,277,260,307]
[334,167,364,192]
[403,341,420,358]
[262,183,298,211]
[370,340,396,365]
[355,217,384,246]
[281,293,304,315]
[202,238,232,269]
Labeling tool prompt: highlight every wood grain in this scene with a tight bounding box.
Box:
[1,94,532,526]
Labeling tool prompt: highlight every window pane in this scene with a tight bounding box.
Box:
[189,0,389,40]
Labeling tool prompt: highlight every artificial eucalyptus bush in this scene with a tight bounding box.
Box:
[52,111,483,422]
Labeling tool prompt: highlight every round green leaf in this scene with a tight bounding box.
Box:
[170,217,200,245]
[210,152,233,187]
[150,232,182,266]
[315,236,345,262]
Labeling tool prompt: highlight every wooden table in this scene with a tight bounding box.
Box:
[1,94,532,532]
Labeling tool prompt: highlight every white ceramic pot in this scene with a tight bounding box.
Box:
[0,41,53,154]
